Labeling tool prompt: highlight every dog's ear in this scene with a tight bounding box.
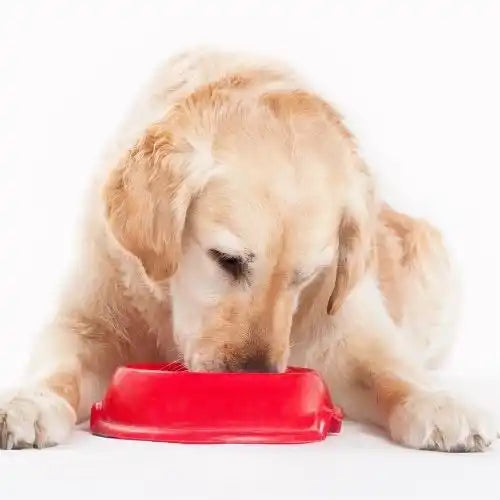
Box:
[103,121,195,281]
[327,162,376,315]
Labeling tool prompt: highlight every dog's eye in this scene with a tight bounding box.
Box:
[209,249,246,280]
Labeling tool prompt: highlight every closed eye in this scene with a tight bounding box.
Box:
[209,249,248,281]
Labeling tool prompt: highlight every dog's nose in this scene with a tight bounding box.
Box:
[239,353,279,373]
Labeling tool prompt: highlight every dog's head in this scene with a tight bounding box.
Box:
[104,87,375,372]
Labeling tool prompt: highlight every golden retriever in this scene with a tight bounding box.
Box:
[0,50,496,451]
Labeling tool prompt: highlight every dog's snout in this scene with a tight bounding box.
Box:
[188,343,284,373]
[238,350,279,373]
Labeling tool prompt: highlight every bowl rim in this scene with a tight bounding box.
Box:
[120,362,317,377]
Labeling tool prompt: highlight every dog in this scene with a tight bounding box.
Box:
[0,50,496,451]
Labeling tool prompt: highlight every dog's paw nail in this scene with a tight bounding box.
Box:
[389,392,496,453]
[6,433,14,450]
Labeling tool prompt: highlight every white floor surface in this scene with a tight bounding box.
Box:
[1,377,499,500]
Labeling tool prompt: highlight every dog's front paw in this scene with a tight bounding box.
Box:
[0,389,76,449]
[388,391,498,452]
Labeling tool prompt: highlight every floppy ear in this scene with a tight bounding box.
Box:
[103,122,193,281]
[327,162,376,315]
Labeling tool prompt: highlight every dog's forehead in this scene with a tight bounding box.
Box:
[190,163,341,259]
[190,175,280,254]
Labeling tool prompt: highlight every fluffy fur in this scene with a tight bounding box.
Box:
[0,50,497,451]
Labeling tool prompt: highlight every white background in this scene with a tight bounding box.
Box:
[0,1,499,498]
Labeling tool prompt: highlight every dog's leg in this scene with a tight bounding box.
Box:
[0,315,128,449]
[318,277,498,452]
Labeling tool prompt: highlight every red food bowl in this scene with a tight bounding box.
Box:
[90,362,343,444]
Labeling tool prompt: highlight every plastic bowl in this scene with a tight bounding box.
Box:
[90,362,343,444]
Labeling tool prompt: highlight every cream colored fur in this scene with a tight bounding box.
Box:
[0,50,497,451]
